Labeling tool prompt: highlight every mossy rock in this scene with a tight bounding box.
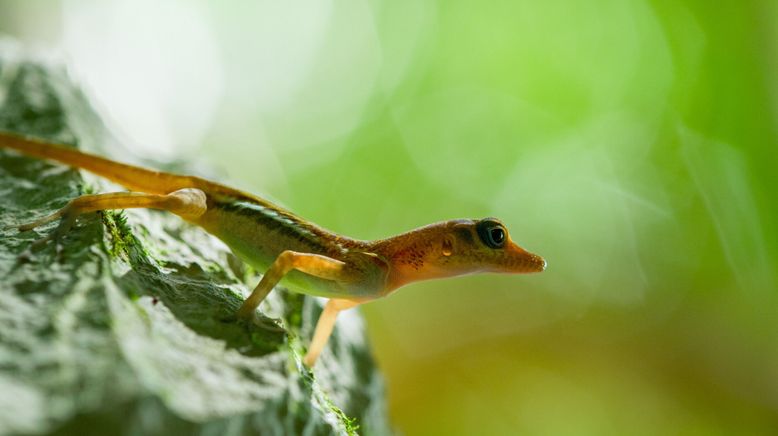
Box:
[0,40,390,436]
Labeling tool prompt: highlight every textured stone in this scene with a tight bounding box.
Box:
[0,40,390,436]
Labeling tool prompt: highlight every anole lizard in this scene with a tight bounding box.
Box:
[0,131,546,366]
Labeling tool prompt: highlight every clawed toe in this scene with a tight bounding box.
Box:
[16,208,67,233]
[14,210,77,255]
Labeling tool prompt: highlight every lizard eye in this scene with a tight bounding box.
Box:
[477,219,507,249]
[488,227,505,246]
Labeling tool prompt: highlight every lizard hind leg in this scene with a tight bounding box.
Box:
[303,299,360,367]
[16,188,207,252]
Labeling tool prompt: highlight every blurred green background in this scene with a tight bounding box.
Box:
[2,0,776,434]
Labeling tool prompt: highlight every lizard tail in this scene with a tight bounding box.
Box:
[0,130,227,196]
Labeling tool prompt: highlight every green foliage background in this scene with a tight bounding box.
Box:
[2,0,776,434]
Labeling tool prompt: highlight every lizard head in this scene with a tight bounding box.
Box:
[376,217,546,292]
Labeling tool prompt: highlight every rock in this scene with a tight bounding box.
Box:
[0,40,391,436]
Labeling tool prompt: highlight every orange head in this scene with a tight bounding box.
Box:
[372,217,546,292]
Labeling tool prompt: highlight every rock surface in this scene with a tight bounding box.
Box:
[0,41,390,436]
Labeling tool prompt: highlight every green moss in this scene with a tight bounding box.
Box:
[328,398,361,436]
[101,211,136,260]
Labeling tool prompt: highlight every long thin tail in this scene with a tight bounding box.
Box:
[0,130,230,196]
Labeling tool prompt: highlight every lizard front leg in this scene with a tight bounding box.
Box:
[235,250,367,367]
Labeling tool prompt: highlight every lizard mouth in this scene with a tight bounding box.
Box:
[529,253,547,272]
[501,242,546,273]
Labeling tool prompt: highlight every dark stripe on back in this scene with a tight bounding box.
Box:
[212,196,335,254]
